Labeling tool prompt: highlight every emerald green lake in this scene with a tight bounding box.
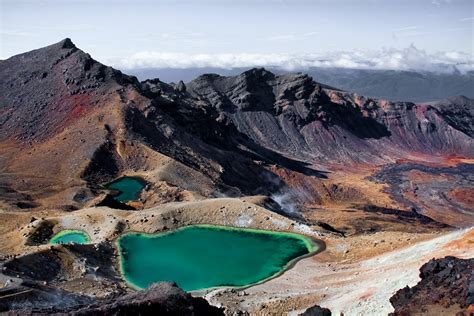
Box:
[104,176,145,202]
[50,230,90,244]
[118,225,316,292]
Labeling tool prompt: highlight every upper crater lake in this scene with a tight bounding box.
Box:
[104,176,146,202]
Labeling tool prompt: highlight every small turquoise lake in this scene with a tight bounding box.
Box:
[117,225,316,292]
[50,230,90,244]
[104,176,145,202]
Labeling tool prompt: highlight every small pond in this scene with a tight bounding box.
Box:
[117,225,316,292]
[104,176,146,202]
[50,230,91,244]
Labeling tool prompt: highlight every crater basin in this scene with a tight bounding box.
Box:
[50,230,90,245]
[118,225,317,292]
[104,176,145,202]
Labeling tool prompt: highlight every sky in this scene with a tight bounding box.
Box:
[1,0,473,72]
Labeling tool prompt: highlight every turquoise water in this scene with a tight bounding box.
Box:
[50,230,90,244]
[118,225,316,292]
[104,176,145,202]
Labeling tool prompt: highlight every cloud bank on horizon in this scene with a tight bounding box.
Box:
[2,0,472,74]
[106,45,473,73]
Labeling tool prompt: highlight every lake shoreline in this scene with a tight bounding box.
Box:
[116,224,325,293]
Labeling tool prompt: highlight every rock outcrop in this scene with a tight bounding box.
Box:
[300,304,332,316]
[1,282,223,315]
[390,256,474,315]
[187,69,474,163]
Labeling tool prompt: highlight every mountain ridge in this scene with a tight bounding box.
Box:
[126,66,474,102]
[0,38,473,227]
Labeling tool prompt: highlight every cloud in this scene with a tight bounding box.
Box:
[396,26,418,32]
[431,0,452,6]
[105,45,474,73]
[31,24,93,31]
[132,32,207,43]
[264,31,319,41]
[393,25,445,38]
[0,25,93,38]
[0,30,33,37]
[394,30,433,38]
[460,16,474,21]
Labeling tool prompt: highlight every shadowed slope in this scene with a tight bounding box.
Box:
[188,69,474,163]
[0,39,325,210]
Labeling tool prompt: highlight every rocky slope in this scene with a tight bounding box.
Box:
[0,39,286,211]
[390,256,474,315]
[186,68,474,226]
[0,39,473,315]
[187,68,473,163]
[1,39,473,229]
[1,282,223,315]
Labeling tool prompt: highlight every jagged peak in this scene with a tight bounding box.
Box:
[45,38,78,53]
[194,73,223,82]
[3,38,79,63]
[241,67,275,80]
[60,37,76,49]
[275,72,314,87]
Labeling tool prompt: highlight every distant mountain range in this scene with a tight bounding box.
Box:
[126,67,474,102]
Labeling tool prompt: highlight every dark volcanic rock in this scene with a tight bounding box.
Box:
[124,67,474,102]
[188,68,474,163]
[176,80,187,93]
[432,95,474,137]
[0,281,94,313]
[95,194,136,210]
[362,205,450,228]
[390,256,474,315]
[300,304,332,316]
[1,282,223,315]
[1,242,120,285]
[369,163,474,227]
[25,220,55,245]
[2,250,63,281]
[71,282,223,316]
[0,38,138,143]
